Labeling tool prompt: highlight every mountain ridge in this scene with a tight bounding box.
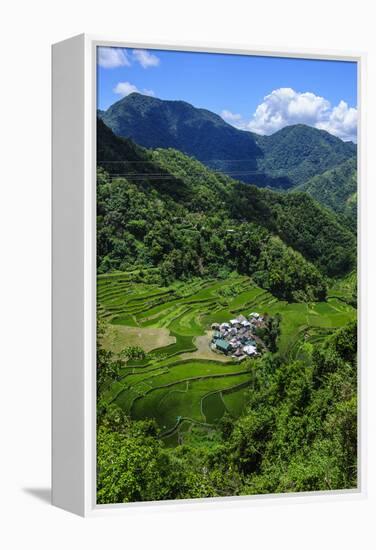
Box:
[99,93,356,189]
[97,117,356,288]
[294,157,357,229]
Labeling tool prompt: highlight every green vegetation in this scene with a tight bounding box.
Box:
[255,123,356,187]
[257,189,356,276]
[97,272,355,441]
[97,321,357,502]
[97,121,356,300]
[295,158,357,230]
[328,270,357,308]
[96,116,358,504]
[99,93,356,188]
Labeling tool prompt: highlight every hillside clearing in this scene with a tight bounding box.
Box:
[100,323,175,354]
[97,271,356,443]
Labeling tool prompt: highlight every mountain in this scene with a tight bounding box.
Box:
[97,118,356,297]
[99,93,267,185]
[255,124,356,187]
[294,158,357,229]
[99,93,356,189]
[97,117,198,203]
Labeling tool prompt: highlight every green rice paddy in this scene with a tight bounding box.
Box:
[98,272,356,444]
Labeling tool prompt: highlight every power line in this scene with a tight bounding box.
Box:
[98,159,262,163]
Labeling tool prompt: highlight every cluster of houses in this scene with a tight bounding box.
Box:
[210,313,266,361]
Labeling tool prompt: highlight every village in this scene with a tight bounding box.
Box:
[210,312,266,361]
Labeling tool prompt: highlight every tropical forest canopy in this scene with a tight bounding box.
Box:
[96,104,357,504]
[97,118,356,301]
[295,157,357,230]
[97,320,357,503]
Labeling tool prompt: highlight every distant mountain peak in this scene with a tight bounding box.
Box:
[100,94,356,189]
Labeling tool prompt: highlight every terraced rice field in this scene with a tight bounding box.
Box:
[97,272,356,444]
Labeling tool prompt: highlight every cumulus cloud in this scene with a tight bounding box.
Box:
[133,49,160,68]
[98,47,130,68]
[247,88,330,135]
[315,100,358,142]
[113,81,155,97]
[221,88,357,142]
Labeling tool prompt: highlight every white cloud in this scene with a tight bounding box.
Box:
[220,109,244,127]
[221,88,357,142]
[98,47,130,68]
[132,49,160,68]
[316,100,358,142]
[247,88,331,135]
[142,88,156,97]
[113,82,138,96]
[98,47,160,70]
[113,81,155,98]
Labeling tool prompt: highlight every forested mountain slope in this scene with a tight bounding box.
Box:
[255,124,356,186]
[295,158,357,229]
[97,119,356,300]
[99,93,356,189]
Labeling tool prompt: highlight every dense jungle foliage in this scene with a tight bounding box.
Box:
[97,321,357,503]
[96,116,357,504]
[296,157,357,231]
[97,119,356,301]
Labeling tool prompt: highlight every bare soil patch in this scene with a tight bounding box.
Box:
[101,324,176,354]
[180,331,232,363]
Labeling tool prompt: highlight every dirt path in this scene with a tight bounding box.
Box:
[180,331,233,363]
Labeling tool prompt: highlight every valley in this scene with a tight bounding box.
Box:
[95,76,358,502]
[97,272,356,446]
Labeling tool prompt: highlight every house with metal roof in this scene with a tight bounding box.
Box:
[243,344,257,356]
[210,311,265,359]
[244,338,256,346]
[215,339,233,354]
[249,312,260,320]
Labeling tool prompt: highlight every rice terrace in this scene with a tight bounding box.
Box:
[98,271,355,446]
[95,46,358,503]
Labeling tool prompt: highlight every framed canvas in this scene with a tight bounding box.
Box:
[52,34,366,517]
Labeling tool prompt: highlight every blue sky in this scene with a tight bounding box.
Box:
[97,47,358,141]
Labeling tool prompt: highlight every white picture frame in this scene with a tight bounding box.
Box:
[52,33,366,517]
